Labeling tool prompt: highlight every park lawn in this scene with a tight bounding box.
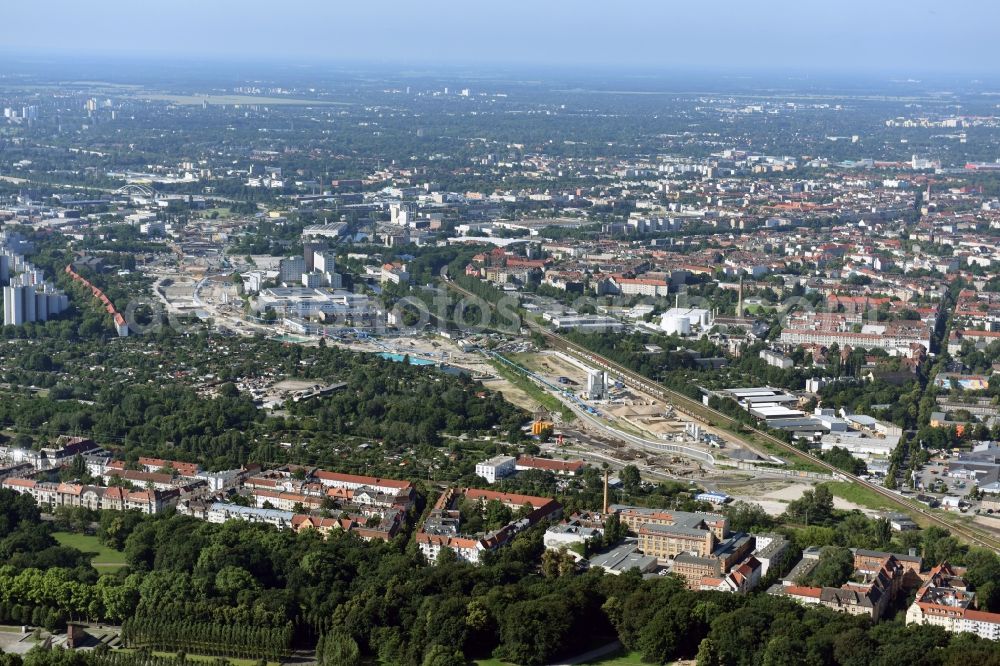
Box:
[53,532,127,570]
[822,481,900,511]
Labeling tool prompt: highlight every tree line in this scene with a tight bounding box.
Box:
[121,617,292,661]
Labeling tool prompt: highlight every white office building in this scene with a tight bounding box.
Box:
[475,455,516,484]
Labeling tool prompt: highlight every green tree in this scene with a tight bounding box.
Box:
[809,546,854,587]
[619,465,641,490]
[421,645,465,666]
[318,630,361,666]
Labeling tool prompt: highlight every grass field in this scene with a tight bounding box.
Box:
[822,481,899,511]
[53,532,127,571]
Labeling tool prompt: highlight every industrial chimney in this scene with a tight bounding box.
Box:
[603,469,610,515]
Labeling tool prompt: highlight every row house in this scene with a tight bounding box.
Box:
[292,506,404,542]
[100,469,180,491]
[251,488,324,512]
[313,470,414,498]
[1,478,177,514]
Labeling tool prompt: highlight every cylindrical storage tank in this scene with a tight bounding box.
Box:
[661,314,691,336]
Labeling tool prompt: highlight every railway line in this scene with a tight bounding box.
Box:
[443,277,1000,551]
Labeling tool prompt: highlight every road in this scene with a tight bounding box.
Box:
[444,277,1000,552]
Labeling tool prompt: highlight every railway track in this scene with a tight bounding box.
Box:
[444,278,1000,551]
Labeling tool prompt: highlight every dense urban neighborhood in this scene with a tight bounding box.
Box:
[0,36,1000,666]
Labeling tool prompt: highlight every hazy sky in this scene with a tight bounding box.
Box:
[1,0,994,74]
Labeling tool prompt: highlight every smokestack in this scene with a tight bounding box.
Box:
[737,276,744,317]
[603,469,610,515]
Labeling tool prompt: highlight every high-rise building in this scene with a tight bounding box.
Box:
[314,250,336,274]
[0,233,69,327]
[278,256,305,285]
[34,291,48,322]
[302,240,327,272]
[3,285,26,326]
[22,283,35,322]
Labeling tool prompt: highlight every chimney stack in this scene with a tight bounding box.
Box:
[603,469,610,515]
[737,276,744,317]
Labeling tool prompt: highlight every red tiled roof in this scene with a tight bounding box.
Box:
[963,609,1000,624]
[516,456,585,473]
[314,470,412,490]
[464,487,558,510]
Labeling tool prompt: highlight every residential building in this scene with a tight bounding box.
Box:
[700,556,763,594]
[416,487,561,564]
[1,478,178,514]
[475,455,516,484]
[751,533,790,577]
[760,349,794,369]
[205,502,294,528]
[906,562,1000,640]
[772,550,913,621]
[312,469,414,498]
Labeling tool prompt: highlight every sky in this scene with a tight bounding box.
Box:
[0,0,995,75]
